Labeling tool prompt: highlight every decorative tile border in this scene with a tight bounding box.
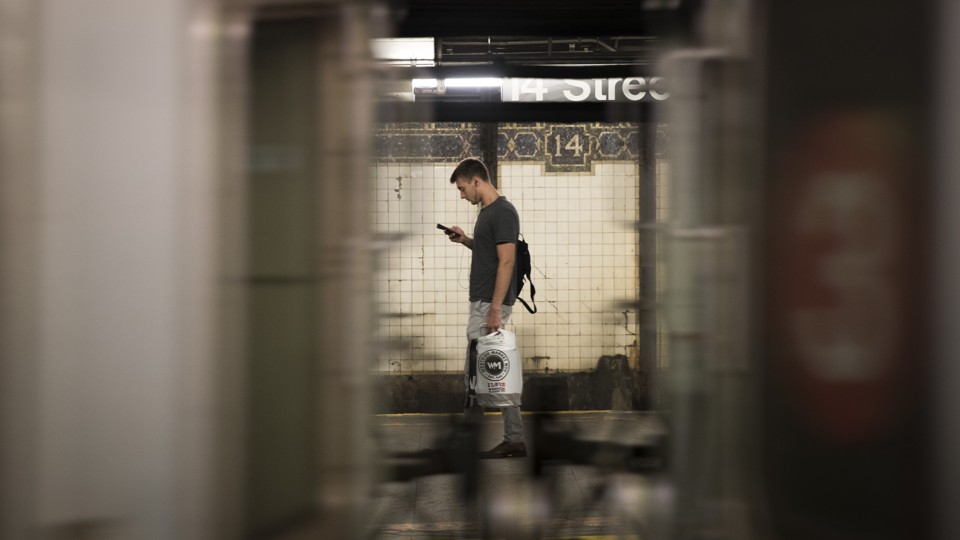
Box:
[374,122,667,172]
[373,122,484,163]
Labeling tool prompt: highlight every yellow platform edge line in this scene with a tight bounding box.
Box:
[553,537,643,540]
[376,410,624,417]
[553,537,642,540]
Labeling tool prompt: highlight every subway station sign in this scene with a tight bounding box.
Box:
[501,77,669,102]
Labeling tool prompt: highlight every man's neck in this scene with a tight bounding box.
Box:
[479,187,500,207]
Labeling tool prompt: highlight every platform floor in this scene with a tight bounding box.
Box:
[367,411,665,539]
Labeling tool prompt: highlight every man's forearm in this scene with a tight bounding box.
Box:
[489,260,514,308]
[462,237,473,250]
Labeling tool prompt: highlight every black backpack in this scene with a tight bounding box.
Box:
[515,235,537,314]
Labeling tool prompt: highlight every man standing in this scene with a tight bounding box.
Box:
[445,158,526,459]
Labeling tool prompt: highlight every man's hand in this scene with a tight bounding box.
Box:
[447,226,472,248]
[446,225,465,242]
[485,307,502,334]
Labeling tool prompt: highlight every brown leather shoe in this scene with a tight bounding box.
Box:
[479,441,527,459]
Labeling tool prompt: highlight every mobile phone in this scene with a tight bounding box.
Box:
[436,223,459,236]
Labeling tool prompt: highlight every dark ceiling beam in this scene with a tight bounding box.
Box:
[388,0,697,38]
[389,64,659,79]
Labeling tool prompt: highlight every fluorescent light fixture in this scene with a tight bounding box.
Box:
[443,78,503,88]
[411,78,503,91]
[412,78,439,89]
[371,38,435,66]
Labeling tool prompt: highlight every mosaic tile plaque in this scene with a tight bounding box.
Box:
[544,125,592,172]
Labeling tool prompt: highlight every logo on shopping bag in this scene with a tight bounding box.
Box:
[479,350,510,381]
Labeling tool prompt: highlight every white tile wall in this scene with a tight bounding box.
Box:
[371,159,645,374]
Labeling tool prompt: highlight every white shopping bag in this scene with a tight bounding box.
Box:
[475,329,523,407]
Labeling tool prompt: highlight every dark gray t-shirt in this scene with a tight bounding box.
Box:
[470,197,519,305]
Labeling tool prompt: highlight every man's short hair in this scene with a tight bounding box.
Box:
[449,158,489,184]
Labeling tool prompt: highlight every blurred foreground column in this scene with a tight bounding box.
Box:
[0,0,247,538]
[934,1,960,539]
[760,1,934,539]
[660,0,758,537]
[312,4,376,538]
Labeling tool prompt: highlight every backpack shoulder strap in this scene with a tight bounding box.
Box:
[516,234,537,314]
[518,295,537,314]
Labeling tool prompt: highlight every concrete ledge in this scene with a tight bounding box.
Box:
[374,354,650,413]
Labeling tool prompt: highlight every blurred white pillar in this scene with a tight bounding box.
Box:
[0,0,245,538]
